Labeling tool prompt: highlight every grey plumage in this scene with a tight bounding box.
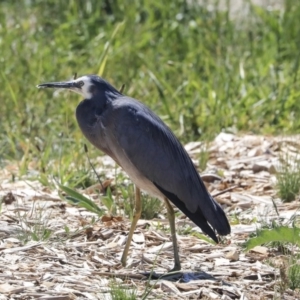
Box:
[38,74,230,270]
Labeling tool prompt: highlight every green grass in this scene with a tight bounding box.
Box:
[110,281,137,300]
[1,0,300,184]
[245,226,300,250]
[245,204,300,293]
[276,153,300,202]
[122,189,163,220]
[115,177,163,219]
[2,3,300,296]
[288,258,300,290]
[15,202,53,244]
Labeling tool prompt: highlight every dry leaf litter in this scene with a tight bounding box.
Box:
[0,133,299,299]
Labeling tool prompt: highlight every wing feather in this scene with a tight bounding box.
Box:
[106,98,230,238]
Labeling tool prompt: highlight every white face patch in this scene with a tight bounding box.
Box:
[72,76,93,99]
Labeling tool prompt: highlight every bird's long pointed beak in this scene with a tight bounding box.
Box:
[37,80,80,89]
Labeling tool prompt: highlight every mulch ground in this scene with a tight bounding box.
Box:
[0,133,299,299]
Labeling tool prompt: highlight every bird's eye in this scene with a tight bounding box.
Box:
[78,81,84,87]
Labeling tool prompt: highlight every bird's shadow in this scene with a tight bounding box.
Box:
[141,270,230,284]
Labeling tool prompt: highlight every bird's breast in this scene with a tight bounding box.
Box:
[75,99,110,154]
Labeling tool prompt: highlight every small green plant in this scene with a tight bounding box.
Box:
[177,224,193,235]
[245,226,300,250]
[118,183,163,220]
[273,255,300,293]
[191,231,216,244]
[198,146,210,171]
[276,153,300,202]
[109,281,137,300]
[154,221,171,234]
[246,224,300,293]
[16,202,53,244]
[109,250,164,300]
[141,195,163,220]
[288,257,300,290]
[60,179,162,221]
[230,213,241,225]
[176,219,216,244]
[101,186,116,215]
[118,184,135,218]
[59,184,105,216]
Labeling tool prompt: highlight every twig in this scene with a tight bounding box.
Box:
[91,271,146,280]
[84,144,104,191]
[119,84,125,93]
[212,185,238,198]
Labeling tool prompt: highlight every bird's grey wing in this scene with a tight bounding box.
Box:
[109,100,197,208]
[106,98,230,239]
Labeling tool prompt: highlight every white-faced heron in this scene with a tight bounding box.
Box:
[37,75,231,271]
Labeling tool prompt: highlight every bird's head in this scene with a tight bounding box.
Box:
[37,75,121,99]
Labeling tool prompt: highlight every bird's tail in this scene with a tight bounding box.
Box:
[154,183,230,243]
[179,195,230,243]
[207,194,231,236]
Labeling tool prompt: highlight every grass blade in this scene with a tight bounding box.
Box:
[59,184,104,216]
[245,226,300,251]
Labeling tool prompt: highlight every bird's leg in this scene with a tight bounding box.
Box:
[164,198,181,272]
[121,186,142,267]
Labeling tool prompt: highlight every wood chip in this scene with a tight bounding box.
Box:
[225,250,239,261]
[251,246,269,255]
[1,133,299,299]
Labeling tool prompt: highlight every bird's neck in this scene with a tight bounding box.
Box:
[104,89,121,101]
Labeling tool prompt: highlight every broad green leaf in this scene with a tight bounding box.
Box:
[245,226,300,251]
[59,184,104,216]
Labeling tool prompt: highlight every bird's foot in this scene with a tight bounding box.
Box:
[168,263,181,273]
